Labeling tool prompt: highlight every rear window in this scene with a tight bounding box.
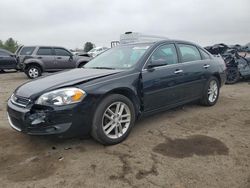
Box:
[20,47,35,55]
[199,48,210,59]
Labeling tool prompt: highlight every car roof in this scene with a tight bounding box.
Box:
[121,39,199,46]
[119,39,203,48]
[21,46,68,49]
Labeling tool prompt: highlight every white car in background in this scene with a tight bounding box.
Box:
[88,47,109,57]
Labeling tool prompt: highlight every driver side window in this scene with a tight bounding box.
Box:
[150,44,178,66]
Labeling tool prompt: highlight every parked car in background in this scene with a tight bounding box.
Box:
[16,46,91,79]
[0,48,18,72]
[88,47,109,57]
[7,39,226,145]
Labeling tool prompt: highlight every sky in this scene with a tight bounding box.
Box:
[0,0,249,49]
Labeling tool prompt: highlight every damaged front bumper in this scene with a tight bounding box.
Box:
[7,99,88,136]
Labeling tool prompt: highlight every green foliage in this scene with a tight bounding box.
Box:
[83,42,95,52]
[0,38,19,53]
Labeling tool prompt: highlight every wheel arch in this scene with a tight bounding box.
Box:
[24,61,44,72]
[212,73,221,87]
[100,87,141,118]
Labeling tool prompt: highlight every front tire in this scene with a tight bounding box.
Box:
[200,76,220,106]
[25,65,42,79]
[91,94,135,145]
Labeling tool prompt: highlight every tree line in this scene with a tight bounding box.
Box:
[0,38,95,53]
[0,38,19,53]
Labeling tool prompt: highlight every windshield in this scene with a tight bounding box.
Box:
[84,44,150,69]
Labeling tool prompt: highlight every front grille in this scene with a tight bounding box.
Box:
[11,94,31,107]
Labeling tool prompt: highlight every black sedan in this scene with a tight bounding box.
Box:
[7,40,226,145]
[0,48,17,71]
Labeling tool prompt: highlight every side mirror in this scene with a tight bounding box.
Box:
[147,59,167,69]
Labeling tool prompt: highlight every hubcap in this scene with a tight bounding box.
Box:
[102,102,131,139]
[208,80,218,103]
[28,68,39,78]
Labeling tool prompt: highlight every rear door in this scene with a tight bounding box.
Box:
[176,43,208,100]
[54,48,75,69]
[141,43,185,112]
[0,50,17,69]
[17,46,36,65]
[36,47,55,70]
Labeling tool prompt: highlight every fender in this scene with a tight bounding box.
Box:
[23,58,44,71]
[82,72,142,116]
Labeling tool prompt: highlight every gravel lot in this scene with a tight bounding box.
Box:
[0,71,249,188]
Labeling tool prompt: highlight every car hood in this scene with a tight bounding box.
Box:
[15,68,123,98]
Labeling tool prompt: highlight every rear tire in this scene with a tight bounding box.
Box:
[200,76,220,106]
[226,67,240,84]
[25,65,42,79]
[91,94,135,145]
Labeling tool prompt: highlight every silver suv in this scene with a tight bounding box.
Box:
[16,46,91,79]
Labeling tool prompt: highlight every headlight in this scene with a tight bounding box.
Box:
[36,88,86,106]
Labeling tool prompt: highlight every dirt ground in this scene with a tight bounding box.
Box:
[0,71,249,188]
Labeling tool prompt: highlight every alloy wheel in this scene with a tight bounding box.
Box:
[28,68,39,78]
[208,80,218,103]
[102,102,131,139]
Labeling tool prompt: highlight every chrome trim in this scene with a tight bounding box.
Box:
[10,94,31,108]
[7,113,22,132]
[203,64,210,68]
[142,59,209,72]
[11,98,27,107]
[174,69,183,74]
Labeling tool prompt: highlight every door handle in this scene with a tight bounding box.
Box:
[37,57,42,59]
[174,69,183,74]
[57,57,62,59]
[203,64,210,68]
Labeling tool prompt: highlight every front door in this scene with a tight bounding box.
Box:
[54,48,75,69]
[142,43,185,112]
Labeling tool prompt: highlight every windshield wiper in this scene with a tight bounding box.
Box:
[90,67,116,70]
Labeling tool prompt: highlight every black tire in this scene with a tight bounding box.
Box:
[226,67,240,84]
[200,76,220,106]
[91,94,135,145]
[25,65,42,79]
